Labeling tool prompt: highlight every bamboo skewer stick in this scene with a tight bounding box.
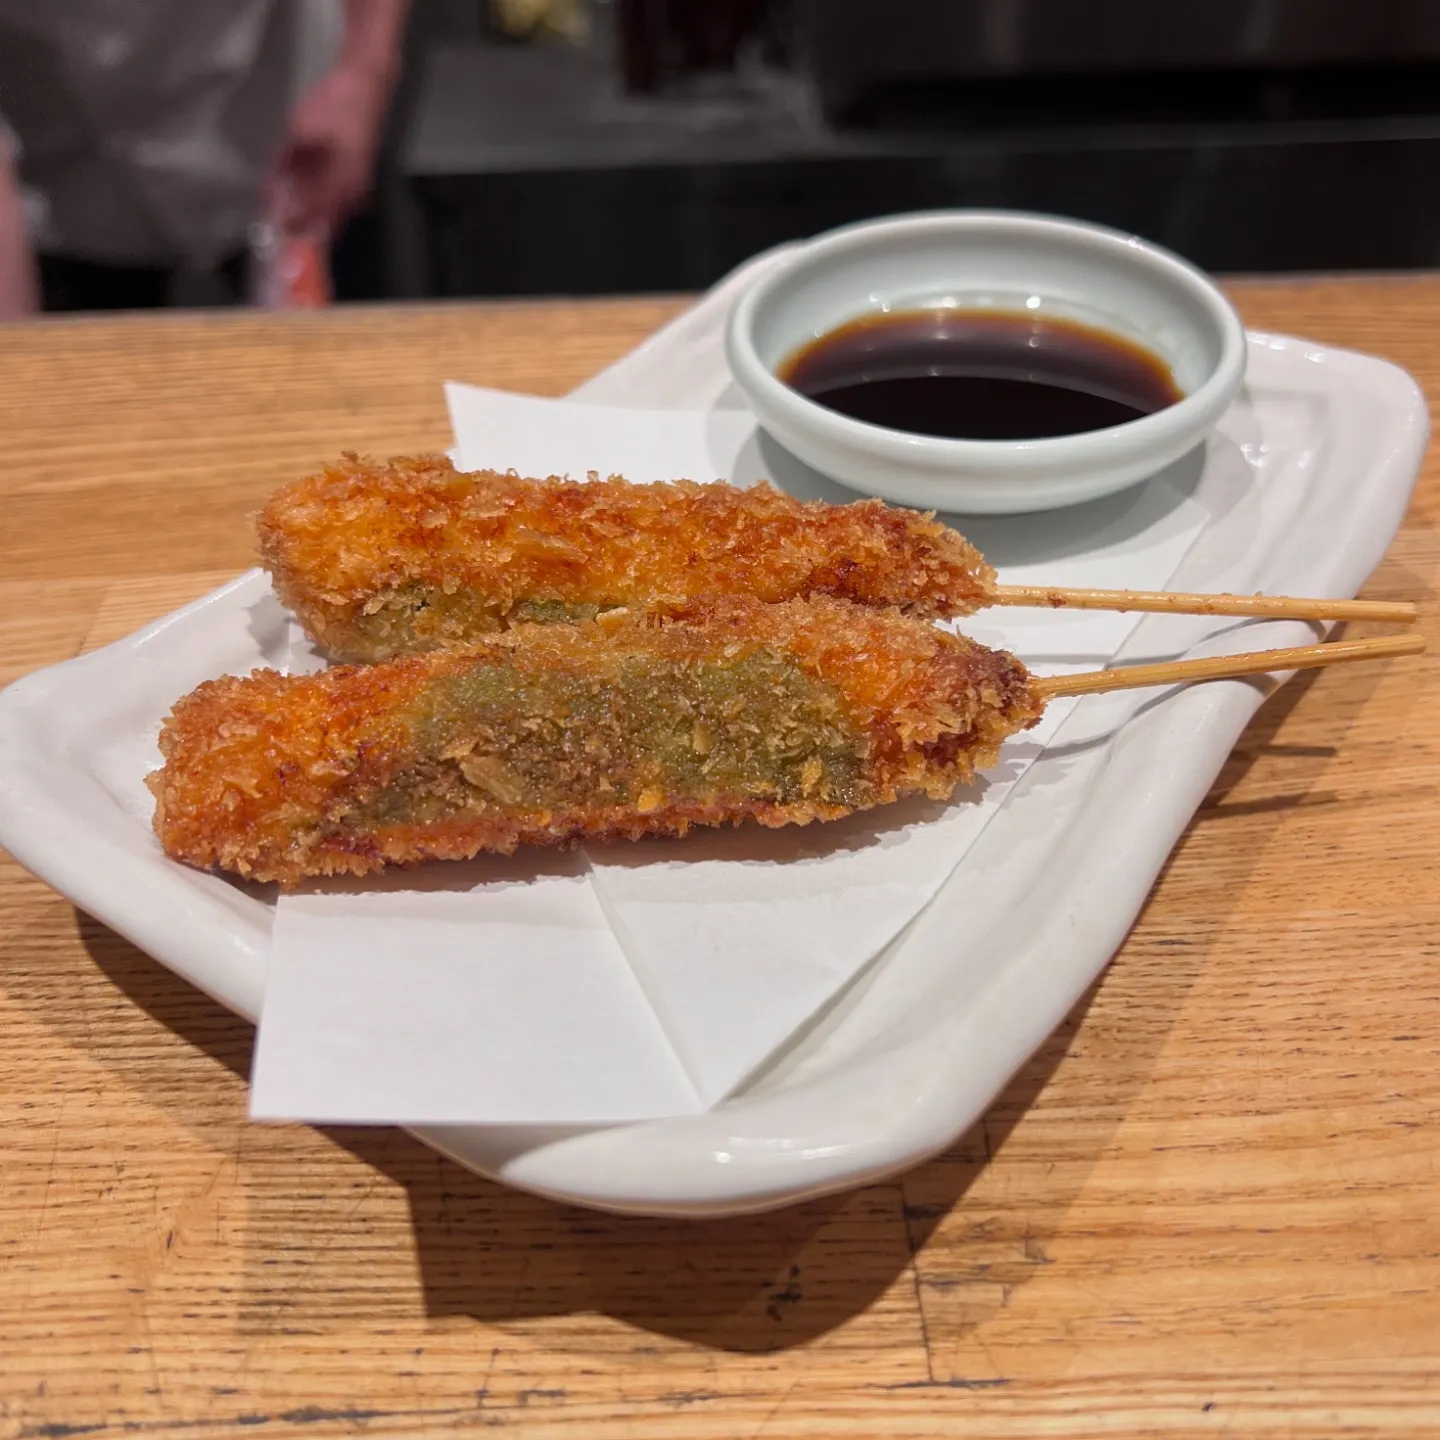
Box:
[991,584,1417,626]
[1033,633,1426,700]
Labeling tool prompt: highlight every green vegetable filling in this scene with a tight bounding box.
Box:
[345,586,604,658]
[346,647,870,827]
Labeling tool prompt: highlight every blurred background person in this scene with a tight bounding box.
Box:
[0,118,35,316]
[0,0,409,316]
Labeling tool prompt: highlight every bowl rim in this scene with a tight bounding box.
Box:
[724,208,1248,466]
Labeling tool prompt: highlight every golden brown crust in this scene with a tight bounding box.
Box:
[151,596,1040,886]
[257,454,996,660]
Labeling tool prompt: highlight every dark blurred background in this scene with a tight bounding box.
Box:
[344,0,1440,299]
[82,0,1440,302]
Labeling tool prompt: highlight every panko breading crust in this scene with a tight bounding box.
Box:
[151,596,1040,886]
[257,454,997,661]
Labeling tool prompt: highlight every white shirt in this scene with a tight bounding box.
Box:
[0,1,339,267]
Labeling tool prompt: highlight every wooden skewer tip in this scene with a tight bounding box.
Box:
[991,584,1417,627]
[1033,632,1426,700]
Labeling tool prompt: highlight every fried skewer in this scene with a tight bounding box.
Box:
[151,603,1423,887]
[259,455,995,662]
[259,455,1415,663]
[151,596,1041,887]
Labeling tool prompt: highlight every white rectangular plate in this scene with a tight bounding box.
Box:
[0,251,1426,1215]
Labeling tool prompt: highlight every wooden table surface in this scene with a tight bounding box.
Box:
[1,279,1437,1440]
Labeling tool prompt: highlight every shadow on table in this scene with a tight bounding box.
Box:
[69,665,1343,1357]
[77,894,1068,1351]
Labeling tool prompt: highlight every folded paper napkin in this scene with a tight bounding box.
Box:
[249,385,1208,1125]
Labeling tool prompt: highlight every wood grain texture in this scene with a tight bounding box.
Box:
[1,279,1437,1440]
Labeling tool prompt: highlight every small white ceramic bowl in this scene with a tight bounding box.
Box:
[725,210,1247,514]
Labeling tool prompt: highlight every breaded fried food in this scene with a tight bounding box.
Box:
[257,453,994,662]
[151,596,1040,886]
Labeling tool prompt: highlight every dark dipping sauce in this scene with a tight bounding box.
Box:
[777,308,1184,441]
